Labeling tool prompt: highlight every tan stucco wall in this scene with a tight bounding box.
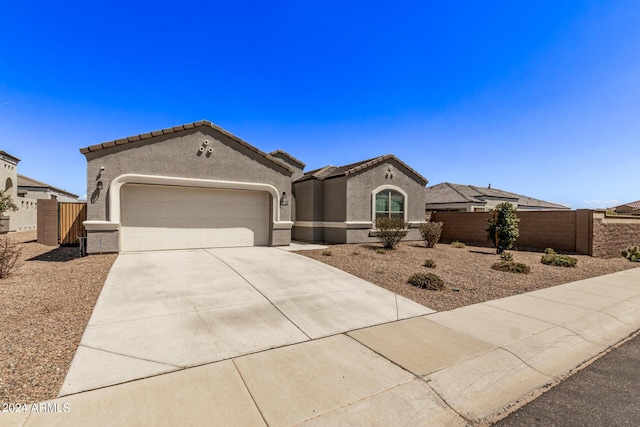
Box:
[84,128,293,252]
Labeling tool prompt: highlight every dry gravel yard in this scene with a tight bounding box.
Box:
[0,232,116,404]
[301,241,639,312]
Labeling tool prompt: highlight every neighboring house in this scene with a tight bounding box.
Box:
[612,200,640,216]
[0,150,80,232]
[17,175,80,202]
[79,120,428,253]
[292,155,427,243]
[425,182,569,212]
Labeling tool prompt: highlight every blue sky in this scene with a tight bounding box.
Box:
[1,1,637,208]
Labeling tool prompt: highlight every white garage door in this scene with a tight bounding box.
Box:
[120,184,270,252]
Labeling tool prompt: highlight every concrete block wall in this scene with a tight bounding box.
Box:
[37,199,58,246]
[591,212,640,258]
[433,209,640,257]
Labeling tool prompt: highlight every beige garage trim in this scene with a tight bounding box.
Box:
[120,184,270,252]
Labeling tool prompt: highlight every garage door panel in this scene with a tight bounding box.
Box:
[120,185,270,251]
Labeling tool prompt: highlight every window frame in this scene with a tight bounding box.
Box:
[371,185,408,223]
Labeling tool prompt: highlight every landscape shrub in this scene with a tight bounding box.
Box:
[500,251,514,262]
[321,249,332,256]
[621,246,640,262]
[375,217,408,249]
[486,203,520,254]
[423,258,436,268]
[451,241,466,249]
[540,250,578,267]
[407,272,444,290]
[491,261,531,274]
[419,222,443,248]
[0,237,22,279]
[375,248,386,255]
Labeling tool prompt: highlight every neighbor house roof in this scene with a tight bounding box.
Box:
[612,200,640,214]
[0,150,20,164]
[296,154,428,185]
[425,182,569,210]
[78,120,294,175]
[18,174,79,198]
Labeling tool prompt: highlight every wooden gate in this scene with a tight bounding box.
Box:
[58,202,87,245]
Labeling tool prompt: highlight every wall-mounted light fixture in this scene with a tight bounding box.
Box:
[97,181,103,190]
[280,192,289,206]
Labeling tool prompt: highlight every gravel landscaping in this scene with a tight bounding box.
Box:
[0,232,117,404]
[300,241,639,312]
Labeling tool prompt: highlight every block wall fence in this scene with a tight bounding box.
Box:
[432,210,640,258]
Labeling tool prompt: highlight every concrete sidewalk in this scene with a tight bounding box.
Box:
[6,267,640,426]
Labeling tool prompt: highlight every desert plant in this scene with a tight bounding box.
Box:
[621,245,640,262]
[321,249,332,256]
[419,222,443,248]
[0,237,22,279]
[0,190,18,216]
[541,252,578,267]
[375,217,408,249]
[544,248,556,255]
[423,258,436,268]
[407,272,444,290]
[375,248,386,254]
[486,203,520,254]
[491,261,531,274]
[500,251,514,262]
[451,241,466,249]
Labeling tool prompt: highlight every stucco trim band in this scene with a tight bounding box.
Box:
[294,221,373,229]
[83,221,119,231]
[107,174,286,225]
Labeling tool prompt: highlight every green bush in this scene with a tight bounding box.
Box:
[375,217,409,249]
[423,258,436,268]
[419,222,443,248]
[491,261,531,274]
[321,249,332,256]
[375,248,386,254]
[541,252,578,267]
[500,251,514,262]
[486,203,520,254]
[451,241,466,249]
[621,245,640,262]
[407,272,444,290]
[544,248,556,255]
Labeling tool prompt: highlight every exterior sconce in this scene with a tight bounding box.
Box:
[280,192,289,206]
[96,181,103,190]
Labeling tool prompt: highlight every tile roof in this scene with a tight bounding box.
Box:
[425,182,569,209]
[78,120,294,174]
[0,150,20,163]
[269,150,306,169]
[18,174,79,198]
[613,200,640,210]
[296,154,427,185]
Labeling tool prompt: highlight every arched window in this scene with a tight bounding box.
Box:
[375,189,404,219]
[5,178,12,192]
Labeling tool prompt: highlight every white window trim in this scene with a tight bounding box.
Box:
[371,185,408,223]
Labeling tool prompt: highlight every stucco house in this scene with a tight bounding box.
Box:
[425,182,569,212]
[80,120,428,253]
[0,150,79,232]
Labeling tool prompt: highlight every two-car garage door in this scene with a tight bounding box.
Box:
[120,184,270,252]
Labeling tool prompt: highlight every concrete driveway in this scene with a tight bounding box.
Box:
[60,247,433,396]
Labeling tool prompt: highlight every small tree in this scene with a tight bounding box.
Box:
[0,190,18,216]
[375,217,408,249]
[486,203,519,254]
